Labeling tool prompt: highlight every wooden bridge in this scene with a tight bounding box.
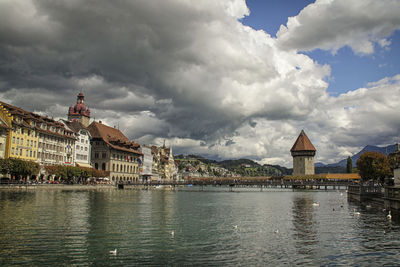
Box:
[118,177,358,190]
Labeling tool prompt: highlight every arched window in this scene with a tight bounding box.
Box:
[112,164,115,171]
[102,163,106,170]
[95,163,98,169]
[112,176,115,181]
[120,165,123,172]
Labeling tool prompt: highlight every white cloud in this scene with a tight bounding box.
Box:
[0,0,399,167]
[277,0,400,55]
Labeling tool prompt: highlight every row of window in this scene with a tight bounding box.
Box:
[12,137,37,147]
[94,152,107,159]
[76,154,88,161]
[40,134,73,145]
[112,163,138,173]
[11,148,36,158]
[93,162,138,174]
[76,145,88,151]
[13,127,38,137]
[37,152,72,162]
[112,153,135,162]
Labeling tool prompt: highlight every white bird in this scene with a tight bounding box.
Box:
[109,249,117,255]
[340,193,344,196]
[274,229,279,234]
[171,230,175,237]
[387,211,392,220]
[353,209,361,216]
[366,204,372,209]
[312,202,319,207]
[233,225,238,229]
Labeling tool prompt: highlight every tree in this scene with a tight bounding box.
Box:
[356,152,392,183]
[346,156,353,173]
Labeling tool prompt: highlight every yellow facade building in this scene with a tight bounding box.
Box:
[0,102,39,161]
[0,103,13,158]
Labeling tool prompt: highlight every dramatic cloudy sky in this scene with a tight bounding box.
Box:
[1,0,400,166]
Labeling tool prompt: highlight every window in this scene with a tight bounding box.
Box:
[21,138,23,145]
[102,152,106,158]
[102,163,106,171]
[33,151,36,158]
[95,152,99,159]
[30,150,32,157]
[112,164,115,171]
[81,139,84,143]
[20,149,22,156]
[26,150,29,157]
[12,136,15,144]
[95,163,98,169]
[85,147,87,151]
[34,141,36,147]
[17,138,19,144]
[11,148,14,155]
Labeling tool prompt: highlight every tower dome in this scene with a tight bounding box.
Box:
[67,91,91,127]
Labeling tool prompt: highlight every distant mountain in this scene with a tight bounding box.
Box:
[175,155,291,176]
[319,144,397,168]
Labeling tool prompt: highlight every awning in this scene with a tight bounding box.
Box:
[76,163,93,168]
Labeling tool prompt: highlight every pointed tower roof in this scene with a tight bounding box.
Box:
[290,130,316,152]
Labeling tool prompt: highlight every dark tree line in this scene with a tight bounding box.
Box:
[0,158,40,180]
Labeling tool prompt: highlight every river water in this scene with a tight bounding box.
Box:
[0,187,399,266]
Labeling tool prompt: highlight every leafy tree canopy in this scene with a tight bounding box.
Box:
[356,152,392,182]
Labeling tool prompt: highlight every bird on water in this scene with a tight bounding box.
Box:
[387,211,392,220]
[109,249,117,255]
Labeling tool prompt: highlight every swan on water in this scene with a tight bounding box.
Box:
[353,209,361,216]
[109,249,117,255]
[387,211,392,220]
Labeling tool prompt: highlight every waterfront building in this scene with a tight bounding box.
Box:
[68,92,91,127]
[291,130,316,176]
[151,144,176,180]
[0,104,12,158]
[62,120,92,168]
[140,145,154,181]
[36,116,75,166]
[0,101,40,161]
[88,121,142,182]
[0,101,76,167]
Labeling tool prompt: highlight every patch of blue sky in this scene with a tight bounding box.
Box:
[241,0,400,96]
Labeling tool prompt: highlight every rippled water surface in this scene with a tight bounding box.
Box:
[0,187,399,266]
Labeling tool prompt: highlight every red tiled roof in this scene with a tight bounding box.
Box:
[290,130,316,152]
[88,121,142,155]
[0,101,74,139]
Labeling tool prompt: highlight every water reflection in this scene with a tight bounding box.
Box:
[291,195,319,264]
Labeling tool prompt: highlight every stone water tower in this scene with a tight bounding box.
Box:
[290,130,316,176]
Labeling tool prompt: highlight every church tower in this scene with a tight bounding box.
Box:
[68,92,91,127]
[290,130,316,176]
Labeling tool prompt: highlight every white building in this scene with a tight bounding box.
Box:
[62,120,92,168]
[140,145,153,181]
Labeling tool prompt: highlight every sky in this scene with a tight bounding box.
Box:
[0,0,399,167]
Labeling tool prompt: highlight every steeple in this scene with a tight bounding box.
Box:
[68,91,91,127]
